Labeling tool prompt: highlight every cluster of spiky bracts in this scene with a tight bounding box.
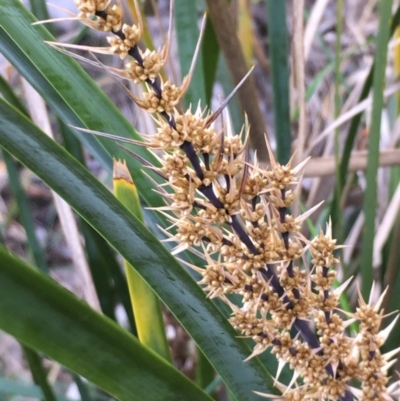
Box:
[60,1,400,400]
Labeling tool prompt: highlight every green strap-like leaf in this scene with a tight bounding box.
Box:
[0,98,277,401]
[0,245,212,401]
[360,0,393,299]
[175,0,207,108]
[202,16,220,106]
[0,75,47,273]
[0,377,69,401]
[3,151,47,272]
[23,347,57,401]
[0,75,59,401]
[59,122,136,330]
[266,0,291,164]
[114,161,171,362]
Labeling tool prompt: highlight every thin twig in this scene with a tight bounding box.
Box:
[304,149,400,176]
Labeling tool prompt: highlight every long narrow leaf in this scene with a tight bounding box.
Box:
[360,0,393,298]
[202,16,220,106]
[266,0,291,164]
[175,0,207,107]
[113,160,171,362]
[0,246,212,401]
[3,152,47,272]
[60,122,130,326]
[0,377,70,401]
[72,375,94,401]
[0,74,58,401]
[23,347,57,401]
[0,76,47,272]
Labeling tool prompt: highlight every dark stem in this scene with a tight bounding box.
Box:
[339,391,354,401]
[203,153,210,170]
[198,184,223,208]
[180,142,204,180]
[231,215,257,254]
[224,174,230,193]
[251,196,258,211]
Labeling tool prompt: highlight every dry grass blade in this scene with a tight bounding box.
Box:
[22,80,100,311]
[309,81,400,152]
[304,149,400,176]
[304,0,330,61]
[373,182,400,267]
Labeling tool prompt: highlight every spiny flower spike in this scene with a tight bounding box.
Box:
[53,1,400,399]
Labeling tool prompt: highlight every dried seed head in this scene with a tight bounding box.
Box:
[279,266,307,290]
[75,0,109,16]
[316,312,344,337]
[216,158,243,177]
[355,303,383,336]
[258,289,284,313]
[269,190,297,209]
[198,261,244,298]
[316,291,339,311]
[266,163,296,190]
[192,127,219,154]
[175,220,206,247]
[321,334,352,364]
[241,203,267,223]
[278,240,303,261]
[138,82,181,113]
[186,168,217,188]
[241,172,268,200]
[174,111,221,154]
[222,136,245,156]
[197,206,229,225]
[125,49,163,80]
[213,184,240,214]
[318,376,348,400]
[107,24,142,59]
[279,214,301,233]
[230,309,271,337]
[152,123,187,149]
[160,82,182,110]
[310,229,339,267]
[161,152,189,177]
[95,5,123,32]
[220,239,245,263]
[311,266,337,291]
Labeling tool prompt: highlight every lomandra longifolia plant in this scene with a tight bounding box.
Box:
[48,1,400,400]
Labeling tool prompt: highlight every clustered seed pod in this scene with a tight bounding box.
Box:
[58,1,400,400]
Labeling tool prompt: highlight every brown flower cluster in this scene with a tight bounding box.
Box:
[64,1,400,400]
